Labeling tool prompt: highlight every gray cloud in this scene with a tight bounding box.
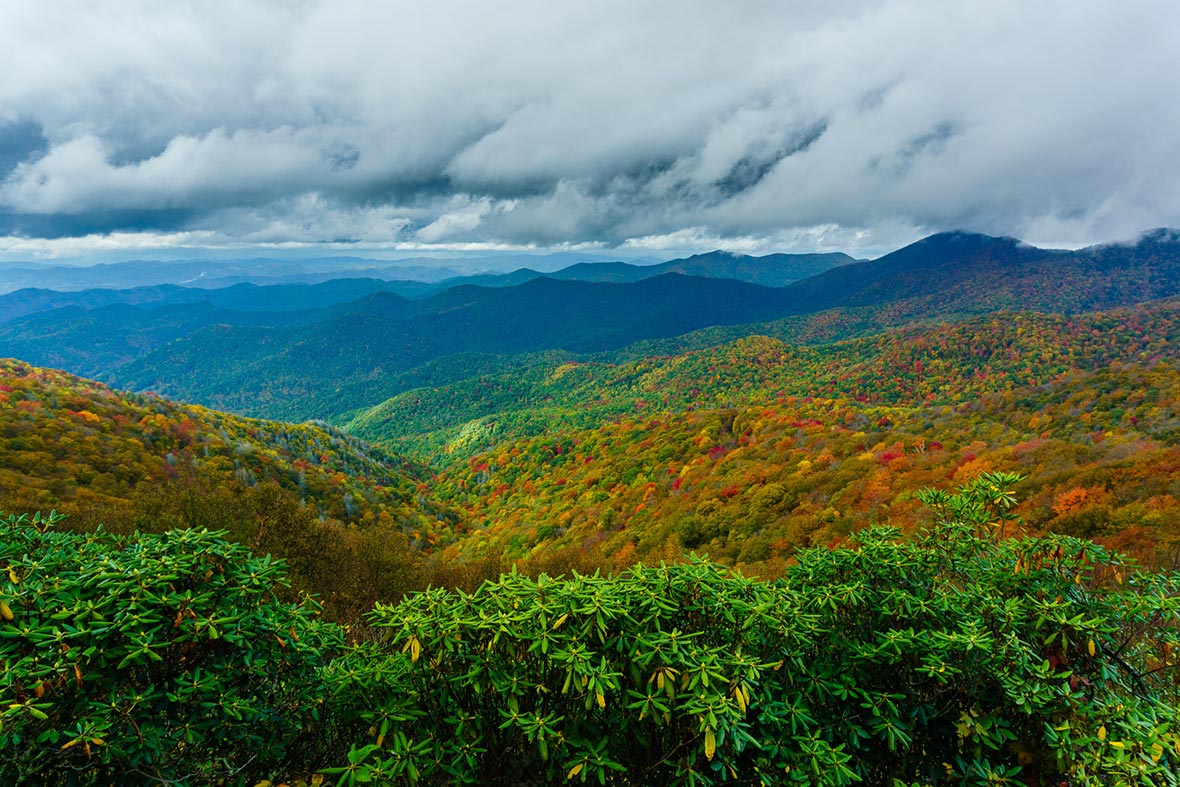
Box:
[0,119,48,176]
[1,0,1178,258]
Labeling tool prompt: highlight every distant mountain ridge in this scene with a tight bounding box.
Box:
[0,247,856,325]
[0,257,463,293]
[648,249,862,286]
[438,249,859,290]
[2,229,1178,424]
[0,250,669,294]
[0,278,412,324]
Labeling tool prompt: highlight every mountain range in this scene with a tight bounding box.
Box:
[5,227,1180,586]
[0,247,856,319]
[0,246,843,296]
[2,230,1176,424]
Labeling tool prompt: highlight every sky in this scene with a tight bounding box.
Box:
[1,0,1178,263]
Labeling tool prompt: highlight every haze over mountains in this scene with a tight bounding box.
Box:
[0,248,853,302]
[0,257,461,293]
[1,248,806,295]
[0,252,641,293]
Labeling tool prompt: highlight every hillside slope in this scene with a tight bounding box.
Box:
[109,274,806,418]
[0,358,456,618]
[425,359,1180,574]
[344,298,1180,460]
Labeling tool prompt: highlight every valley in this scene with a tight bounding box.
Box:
[5,230,1180,579]
[4,231,1180,785]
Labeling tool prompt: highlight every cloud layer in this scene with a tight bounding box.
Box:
[1,0,1178,257]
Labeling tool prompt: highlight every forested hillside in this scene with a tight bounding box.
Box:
[345,299,1180,460]
[427,362,1180,573]
[0,359,455,618]
[108,274,811,419]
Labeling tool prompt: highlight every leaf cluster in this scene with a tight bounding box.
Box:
[0,511,350,785]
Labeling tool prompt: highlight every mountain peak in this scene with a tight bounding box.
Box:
[1135,227,1180,246]
[913,230,1017,248]
[683,250,743,262]
[869,231,1025,268]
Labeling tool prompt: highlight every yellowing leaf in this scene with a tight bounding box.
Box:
[1088,639,1096,657]
[0,601,13,621]
[704,728,716,761]
[1097,725,1107,741]
[595,691,605,709]
[566,763,584,780]
[552,613,569,630]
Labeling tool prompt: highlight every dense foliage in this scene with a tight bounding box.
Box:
[414,357,1180,575]
[3,475,1179,785]
[331,474,1180,785]
[0,511,350,785]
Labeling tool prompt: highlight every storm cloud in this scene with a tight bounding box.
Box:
[1,0,1178,257]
